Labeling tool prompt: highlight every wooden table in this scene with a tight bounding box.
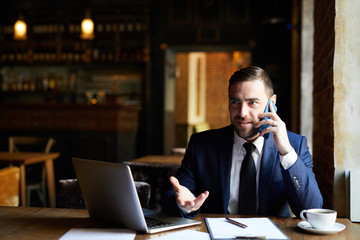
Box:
[0,152,60,208]
[0,207,359,239]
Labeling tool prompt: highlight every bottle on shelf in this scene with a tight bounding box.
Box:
[23,76,30,91]
[119,21,125,32]
[15,75,22,92]
[135,19,143,32]
[42,73,49,92]
[68,72,77,92]
[107,48,114,62]
[29,76,36,92]
[48,74,56,91]
[96,22,104,33]
[1,72,9,92]
[36,76,43,92]
[9,75,17,92]
[105,22,112,33]
[126,20,134,32]
[92,47,99,62]
[100,46,107,62]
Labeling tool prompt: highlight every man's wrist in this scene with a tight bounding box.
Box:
[279,145,293,156]
[177,202,192,214]
[280,147,297,170]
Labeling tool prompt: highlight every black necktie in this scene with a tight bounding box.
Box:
[238,142,257,215]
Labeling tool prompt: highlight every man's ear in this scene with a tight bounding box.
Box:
[270,94,277,105]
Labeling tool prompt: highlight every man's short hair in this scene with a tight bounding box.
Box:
[228,66,274,97]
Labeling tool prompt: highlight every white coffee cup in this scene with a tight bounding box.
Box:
[300,208,337,229]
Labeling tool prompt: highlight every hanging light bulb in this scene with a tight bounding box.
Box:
[14,18,27,40]
[80,15,95,40]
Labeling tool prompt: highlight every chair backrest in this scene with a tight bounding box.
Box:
[193,122,210,133]
[0,166,20,206]
[56,179,151,209]
[9,137,56,153]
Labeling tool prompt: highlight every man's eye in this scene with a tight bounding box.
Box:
[230,99,239,105]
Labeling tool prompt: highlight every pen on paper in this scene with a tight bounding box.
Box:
[225,217,247,228]
[235,236,267,239]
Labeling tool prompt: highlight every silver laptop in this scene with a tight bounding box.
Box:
[72,158,201,233]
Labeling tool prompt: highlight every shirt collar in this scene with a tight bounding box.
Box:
[233,130,264,153]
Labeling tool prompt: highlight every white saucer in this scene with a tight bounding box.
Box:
[297,221,346,234]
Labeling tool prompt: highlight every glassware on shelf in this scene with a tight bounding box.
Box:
[85,90,96,104]
[84,89,106,105]
[97,90,106,104]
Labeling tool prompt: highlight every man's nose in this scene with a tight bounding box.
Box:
[239,103,249,117]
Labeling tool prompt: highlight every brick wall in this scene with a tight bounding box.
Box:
[174,51,250,147]
[313,0,335,209]
[205,52,251,129]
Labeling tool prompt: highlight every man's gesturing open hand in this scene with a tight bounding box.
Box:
[170,176,209,212]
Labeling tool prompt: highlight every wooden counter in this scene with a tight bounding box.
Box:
[0,103,140,132]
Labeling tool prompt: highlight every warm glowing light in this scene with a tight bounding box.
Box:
[80,18,94,40]
[14,20,27,40]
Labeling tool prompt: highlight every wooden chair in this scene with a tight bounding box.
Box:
[8,136,56,207]
[193,122,210,133]
[0,166,20,206]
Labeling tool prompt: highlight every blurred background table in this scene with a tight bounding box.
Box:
[126,155,183,165]
[124,155,183,210]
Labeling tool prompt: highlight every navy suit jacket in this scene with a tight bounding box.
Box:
[163,125,323,218]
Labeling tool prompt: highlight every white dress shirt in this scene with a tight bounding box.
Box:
[227,131,298,214]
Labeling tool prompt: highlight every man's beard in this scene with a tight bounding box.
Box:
[232,118,260,140]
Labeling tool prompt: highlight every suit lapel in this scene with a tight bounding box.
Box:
[258,134,278,214]
[218,126,234,213]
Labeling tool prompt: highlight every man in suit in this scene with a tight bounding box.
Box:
[162,66,323,218]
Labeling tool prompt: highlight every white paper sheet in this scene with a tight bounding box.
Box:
[205,218,289,239]
[148,229,211,240]
[59,228,136,240]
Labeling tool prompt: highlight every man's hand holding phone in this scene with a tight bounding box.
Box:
[258,99,278,132]
[257,100,293,156]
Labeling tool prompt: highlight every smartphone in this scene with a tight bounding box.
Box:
[258,99,277,132]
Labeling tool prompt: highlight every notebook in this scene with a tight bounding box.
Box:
[205,217,289,239]
[72,157,201,233]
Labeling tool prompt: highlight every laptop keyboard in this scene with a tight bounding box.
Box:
[145,216,171,229]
